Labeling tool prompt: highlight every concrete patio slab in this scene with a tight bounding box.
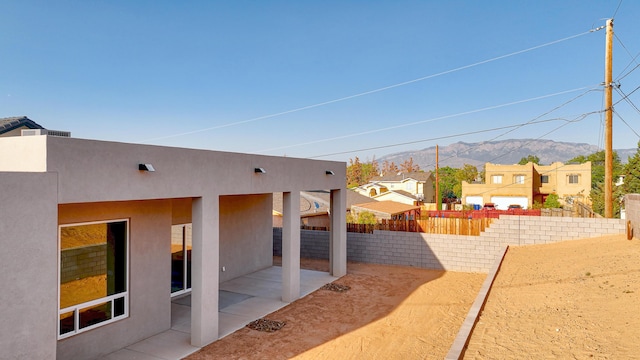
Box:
[100,266,338,360]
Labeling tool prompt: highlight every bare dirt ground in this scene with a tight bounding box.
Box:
[186,260,485,360]
[464,234,640,359]
[186,234,640,360]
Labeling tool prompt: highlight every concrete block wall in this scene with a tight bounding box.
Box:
[274,215,626,273]
[625,194,640,236]
[273,228,330,259]
[60,244,107,283]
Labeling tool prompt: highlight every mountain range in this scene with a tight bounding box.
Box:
[378,139,637,170]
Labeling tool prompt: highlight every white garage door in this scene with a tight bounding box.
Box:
[465,196,483,206]
[490,196,528,210]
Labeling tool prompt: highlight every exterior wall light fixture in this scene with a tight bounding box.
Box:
[325,170,335,175]
[255,167,266,174]
[139,163,155,172]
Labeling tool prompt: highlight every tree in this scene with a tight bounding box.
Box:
[346,157,380,188]
[453,164,478,198]
[543,193,561,208]
[382,160,399,175]
[346,211,377,225]
[437,166,458,200]
[620,142,640,195]
[518,155,541,165]
[568,150,622,216]
[400,157,420,173]
[346,157,363,188]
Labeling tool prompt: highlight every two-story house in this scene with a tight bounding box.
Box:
[353,171,436,206]
[461,162,592,210]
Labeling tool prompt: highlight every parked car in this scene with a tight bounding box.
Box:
[482,203,496,210]
[508,204,523,210]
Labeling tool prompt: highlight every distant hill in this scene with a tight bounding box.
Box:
[378,139,637,170]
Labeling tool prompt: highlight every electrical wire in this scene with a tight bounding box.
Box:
[137,30,597,144]
[309,113,599,159]
[258,86,597,154]
[612,0,624,19]
[612,109,640,139]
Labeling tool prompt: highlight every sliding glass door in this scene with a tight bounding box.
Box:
[171,224,192,296]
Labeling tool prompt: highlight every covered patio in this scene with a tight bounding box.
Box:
[102,266,338,360]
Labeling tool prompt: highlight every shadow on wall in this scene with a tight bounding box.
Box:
[273,228,446,271]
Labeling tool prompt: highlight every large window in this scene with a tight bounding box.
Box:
[491,175,503,184]
[513,175,525,184]
[171,224,192,296]
[58,220,128,339]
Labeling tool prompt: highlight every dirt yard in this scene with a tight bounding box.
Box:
[464,234,640,359]
[186,234,640,359]
[186,260,485,359]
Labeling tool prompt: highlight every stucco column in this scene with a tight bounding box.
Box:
[330,188,347,277]
[191,196,219,347]
[282,191,301,303]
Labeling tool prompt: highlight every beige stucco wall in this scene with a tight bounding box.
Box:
[462,162,592,207]
[56,200,173,360]
[0,135,48,171]
[0,172,58,360]
[536,162,591,204]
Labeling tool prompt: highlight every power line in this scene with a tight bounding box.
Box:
[612,0,624,19]
[258,86,597,154]
[137,30,597,144]
[613,109,640,139]
[309,113,599,159]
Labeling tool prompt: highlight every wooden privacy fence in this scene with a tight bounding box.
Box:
[347,217,495,236]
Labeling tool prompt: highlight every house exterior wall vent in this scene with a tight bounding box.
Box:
[21,129,71,137]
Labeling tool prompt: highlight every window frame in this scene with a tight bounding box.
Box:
[491,175,503,184]
[568,174,580,184]
[540,175,549,184]
[513,174,525,184]
[57,219,130,339]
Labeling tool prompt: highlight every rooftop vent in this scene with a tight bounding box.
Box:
[21,129,71,137]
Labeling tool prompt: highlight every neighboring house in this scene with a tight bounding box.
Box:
[0,115,70,137]
[351,200,421,220]
[372,189,421,206]
[353,171,436,204]
[0,132,347,360]
[273,189,373,228]
[462,161,592,210]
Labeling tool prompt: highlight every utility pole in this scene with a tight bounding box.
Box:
[436,145,440,210]
[604,18,614,218]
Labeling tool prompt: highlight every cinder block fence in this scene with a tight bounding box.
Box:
[274,215,626,273]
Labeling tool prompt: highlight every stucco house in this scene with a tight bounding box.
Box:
[351,200,421,220]
[272,189,373,229]
[0,115,70,137]
[461,161,592,209]
[353,171,436,205]
[0,133,347,359]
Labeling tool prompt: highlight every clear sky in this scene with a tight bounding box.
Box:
[2,1,640,163]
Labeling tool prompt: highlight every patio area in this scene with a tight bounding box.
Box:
[100,266,338,360]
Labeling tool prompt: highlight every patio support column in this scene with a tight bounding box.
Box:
[282,191,300,303]
[330,188,347,277]
[191,195,219,347]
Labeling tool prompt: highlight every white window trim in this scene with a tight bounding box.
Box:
[58,219,130,340]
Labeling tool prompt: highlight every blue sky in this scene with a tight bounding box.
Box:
[2,1,640,163]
